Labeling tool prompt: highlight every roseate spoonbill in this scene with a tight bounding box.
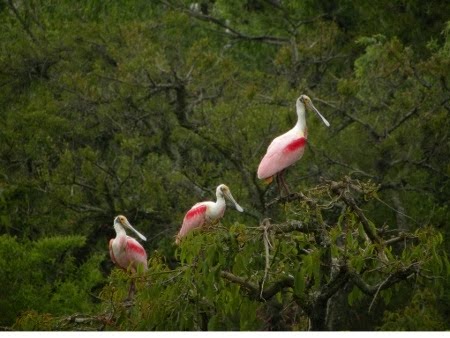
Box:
[109,215,147,299]
[257,95,330,195]
[176,184,244,244]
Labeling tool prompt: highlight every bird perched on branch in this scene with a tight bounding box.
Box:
[176,184,244,244]
[109,215,147,300]
[257,95,330,195]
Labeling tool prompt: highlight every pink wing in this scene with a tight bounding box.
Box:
[257,132,307,179]
[177,203,208,241]
[125,237,148,272]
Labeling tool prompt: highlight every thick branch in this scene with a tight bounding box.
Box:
[318,266,349,301]
[220,271,293,301]
[265,219,321,234]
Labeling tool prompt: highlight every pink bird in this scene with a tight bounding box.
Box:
[176,184,244,245]
[257,95,330,195]
[109,215,147,299]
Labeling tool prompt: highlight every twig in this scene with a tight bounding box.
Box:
[260,219,271,299]
[368,275,389,313]
[385,233,418,246]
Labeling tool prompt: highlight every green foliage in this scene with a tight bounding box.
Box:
[379,289,447,330]
[0,235,103,327]
[0,0,449,331]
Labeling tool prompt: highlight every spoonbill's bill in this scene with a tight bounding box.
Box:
[257,95,330,195]
[109,215,147,299]
[176,184,244,244]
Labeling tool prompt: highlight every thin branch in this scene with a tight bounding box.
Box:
[373,195,419,225]
[386,107,419,136]
[330,182,382,245]
[163,0,289,45]
[318,150,375,179]
[260,219,271,299]
[384,233,418,246]
[266,190,320,208]
[341,111,381,141]
[328,180,389,262]
[6,0,38,43]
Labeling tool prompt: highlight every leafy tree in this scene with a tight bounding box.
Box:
[0,0,448,331]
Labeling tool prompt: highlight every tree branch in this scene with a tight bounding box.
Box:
[348,262,420,296]
[220,271,294,301]
[163,0,289,45]
[264,219,321,234]
[328,180,388,262]
[341,111,382,141]
[384,233,418,246]
[386,106,419,136]
[329,182,382,245]
[6,0,38,43]
[318,266,350,301]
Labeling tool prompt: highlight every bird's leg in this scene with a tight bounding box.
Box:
[126,279,136,301]
[275,173,283,196]
[279,170,291,196]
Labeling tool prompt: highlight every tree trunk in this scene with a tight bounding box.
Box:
[309,299,328,331]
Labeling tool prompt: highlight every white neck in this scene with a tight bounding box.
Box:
[113,223,127,237]
[295,100,307,132]
[215,191,226,207]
